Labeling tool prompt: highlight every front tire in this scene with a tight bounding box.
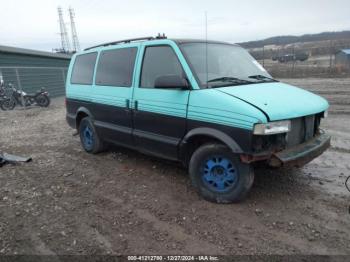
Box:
[189,143,254,203]
[78,117,105,154]
[0,98,16,111]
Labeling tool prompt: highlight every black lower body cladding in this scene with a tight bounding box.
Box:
[65,98,254,162]
[66,98,330,171]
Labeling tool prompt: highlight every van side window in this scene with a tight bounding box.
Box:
[96,48,137,87]
[140,46,183,88]
[71,52,97,85]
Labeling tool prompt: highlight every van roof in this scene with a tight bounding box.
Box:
[84,35,237,51]
[173,39,236,45]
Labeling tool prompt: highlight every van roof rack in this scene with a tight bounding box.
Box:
[84,33,167,51]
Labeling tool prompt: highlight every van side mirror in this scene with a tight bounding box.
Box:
[154,75,189,90]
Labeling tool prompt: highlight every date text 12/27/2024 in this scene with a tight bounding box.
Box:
[127,256,219,261]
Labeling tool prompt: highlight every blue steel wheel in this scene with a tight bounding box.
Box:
[189,143,254,203]
[78,117,105,154]
[202,156,238,193]
[82,124,94,151]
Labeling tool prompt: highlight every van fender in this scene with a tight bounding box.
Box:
[76,107,93,118]
[75,107,94,127]
[179,127,243,163]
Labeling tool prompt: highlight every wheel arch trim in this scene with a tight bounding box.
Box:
[179,127,244,164]
[75,107,94,127]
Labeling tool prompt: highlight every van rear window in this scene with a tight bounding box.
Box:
[95,48,137,87]
[71,52,97,85]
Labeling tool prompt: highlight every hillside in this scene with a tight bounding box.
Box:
[239,31,350,49]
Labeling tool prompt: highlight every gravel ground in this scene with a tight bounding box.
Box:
[0,78,349,255]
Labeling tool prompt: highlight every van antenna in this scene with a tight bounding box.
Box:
[205,11,208,88]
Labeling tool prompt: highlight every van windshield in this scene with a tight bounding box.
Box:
[180,43,273,88]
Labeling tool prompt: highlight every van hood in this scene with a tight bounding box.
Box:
[217,82,329,121]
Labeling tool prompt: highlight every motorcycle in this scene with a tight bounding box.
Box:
[0,79,10,107]
[0,84,50,111]
[0,79,5,97]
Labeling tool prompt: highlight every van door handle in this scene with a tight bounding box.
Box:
[125,99,130,109]
[134,100,138,111]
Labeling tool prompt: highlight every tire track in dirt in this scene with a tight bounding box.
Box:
[30,233,59,257]
[78,223,115,254]
[95,193,225,254]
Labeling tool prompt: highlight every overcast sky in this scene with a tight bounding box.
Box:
[0,0,349,51]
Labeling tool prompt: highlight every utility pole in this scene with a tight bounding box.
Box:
[68,7,81,52]
[57,6,71,53]
[262,45,265,67]
[329,40,333,69]
[292,44,296,77]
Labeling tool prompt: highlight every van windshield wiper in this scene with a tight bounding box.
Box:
[248,75,278,82]
[207,77,252,84]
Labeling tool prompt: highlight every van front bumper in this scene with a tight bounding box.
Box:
[268,132,331,167]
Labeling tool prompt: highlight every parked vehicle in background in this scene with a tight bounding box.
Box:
[66,35,330,203]
[271,55,278,61]
[295,52,309,61]
[273,52,309,63]
[0,84,50,111]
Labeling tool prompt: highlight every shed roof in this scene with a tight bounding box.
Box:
[0,45,72,59]
[338,49,350,55]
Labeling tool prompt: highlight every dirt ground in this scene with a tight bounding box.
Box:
[0,78,349,256]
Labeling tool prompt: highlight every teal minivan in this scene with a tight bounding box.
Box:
[66,35,330,203]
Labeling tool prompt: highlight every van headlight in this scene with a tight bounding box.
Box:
[253,120,291,135]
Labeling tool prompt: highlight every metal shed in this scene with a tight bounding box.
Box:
[335,49,350,69]
[0,45,71,97]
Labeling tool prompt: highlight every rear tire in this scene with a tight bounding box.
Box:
[189,143,254,203]
[36,94,50,107]
[78,117,105,154]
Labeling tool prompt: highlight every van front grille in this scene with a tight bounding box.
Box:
[286,115,320,147]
